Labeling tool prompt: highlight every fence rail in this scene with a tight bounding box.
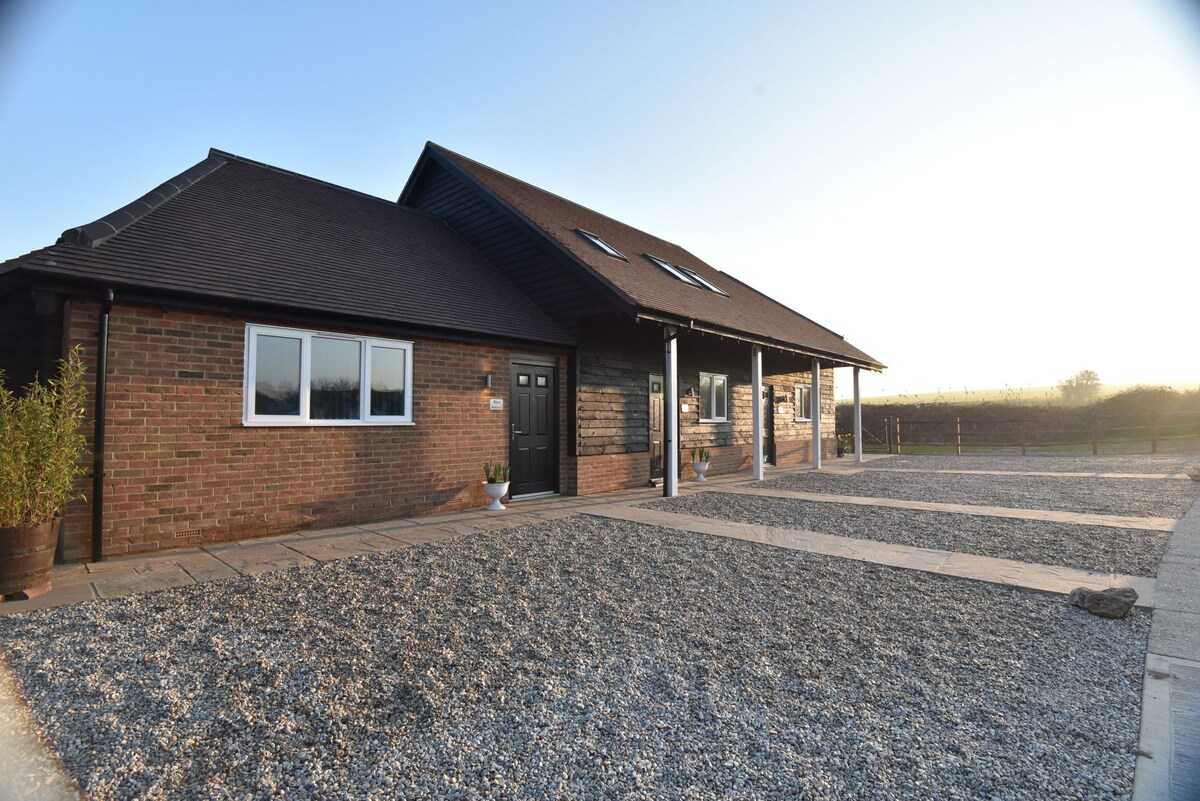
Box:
[842,410,1200,456]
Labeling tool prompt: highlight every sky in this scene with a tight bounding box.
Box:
[2,0,1198,400]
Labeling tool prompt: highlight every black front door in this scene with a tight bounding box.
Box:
[649,373,664,481]
[509,362,556,496]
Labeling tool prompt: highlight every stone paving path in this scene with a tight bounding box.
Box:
[857,467,1194,480]
[719,484,1179,531]
[587,501,1157,606]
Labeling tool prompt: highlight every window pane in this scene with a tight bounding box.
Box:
[699,374,713,419]
[311,338,361,420]
[714,376,727,419]
[254,335,301,416]
[370,346,406,416]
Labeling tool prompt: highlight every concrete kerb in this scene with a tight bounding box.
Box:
[1135,495,1200,801]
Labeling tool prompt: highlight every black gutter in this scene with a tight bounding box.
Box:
[91,288,113,563]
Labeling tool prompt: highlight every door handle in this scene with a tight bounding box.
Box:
[511,423,524,440]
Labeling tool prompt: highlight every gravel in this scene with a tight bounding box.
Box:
[866,454,1200,475]
[751,470,1198,518]
[644,493,1170,576]
[0,516,1148,800]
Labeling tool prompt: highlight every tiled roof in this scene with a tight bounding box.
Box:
[3,150,571,346]
[424,143,883,369]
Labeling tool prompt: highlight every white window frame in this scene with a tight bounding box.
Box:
[244,324,414,426]
[795,383,812,422]
[699,372,729,423]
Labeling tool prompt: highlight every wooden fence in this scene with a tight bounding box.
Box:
[845,410,1200,456]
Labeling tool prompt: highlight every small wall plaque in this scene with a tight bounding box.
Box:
[680,403,690,413]
[489,398,504,411]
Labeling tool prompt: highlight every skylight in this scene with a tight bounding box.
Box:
[645,254,729,296]
[576,229,627,261]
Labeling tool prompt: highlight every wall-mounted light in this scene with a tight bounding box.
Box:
[484,373,493,388]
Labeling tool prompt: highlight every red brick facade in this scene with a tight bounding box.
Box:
[61,300,568,561]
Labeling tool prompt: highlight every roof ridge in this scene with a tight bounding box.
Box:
[58,153,229,248]
[425,142,690,252]
[209,148,408,207]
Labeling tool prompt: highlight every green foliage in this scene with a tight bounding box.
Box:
[1058,369,1101,406]
[0,347,89,527]
[690,447,711,463]
[482,462,510,484]
[837,432,853,453]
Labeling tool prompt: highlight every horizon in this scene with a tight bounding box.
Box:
[2,0,1198,397]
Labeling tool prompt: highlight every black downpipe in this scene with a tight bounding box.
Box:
[92,289,114,563]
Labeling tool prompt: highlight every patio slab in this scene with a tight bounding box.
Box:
[205,543,315,576]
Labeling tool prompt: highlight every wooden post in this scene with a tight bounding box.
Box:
[885,416,892,454]
[1019,422,1027,456]
[955,417,962,456]
[1151,411,1158,454]
[894,417,902,455]
[1092,418,1100,456]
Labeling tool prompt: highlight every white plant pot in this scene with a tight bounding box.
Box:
[691,461,710,481]
[483,481,510,511]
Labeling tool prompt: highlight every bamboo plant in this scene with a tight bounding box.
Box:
[0,347,88,528]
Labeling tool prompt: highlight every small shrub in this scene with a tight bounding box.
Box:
[690,447,711,463]
[482,462,510,483]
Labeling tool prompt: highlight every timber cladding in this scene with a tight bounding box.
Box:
[60,300,564,560]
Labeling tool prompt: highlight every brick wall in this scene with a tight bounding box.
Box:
[62,300,565,560]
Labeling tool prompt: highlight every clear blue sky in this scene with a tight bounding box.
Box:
[3,0,1198,398]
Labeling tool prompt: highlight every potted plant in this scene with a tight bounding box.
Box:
[837,433,852,458]
[690,447,711,481]
[1,347,88,599]
[482,462,511,511]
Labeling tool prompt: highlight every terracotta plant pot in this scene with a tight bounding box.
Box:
[0,519,58,597]
[482,481,511,511]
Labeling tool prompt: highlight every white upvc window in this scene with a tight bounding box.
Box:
[699,372,729,422]
[795,384,812,422]
[244,324,413,426]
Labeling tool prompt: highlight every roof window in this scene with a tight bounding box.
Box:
[576,229,627,261]
[645,255,729,296]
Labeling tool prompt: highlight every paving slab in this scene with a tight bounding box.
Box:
[92,564,196,599]
[285,533,402,562]
[176,556,240,583]
[0,582,97,616]
[719,485,1179,531]
[863,467,1191,480]
[206,543,315,576]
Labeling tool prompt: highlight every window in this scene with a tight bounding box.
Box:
[244,324,413,425]
[576,229,627,261]
[644,254,728,296]
[699,372,728,422]
[795,384,812,422]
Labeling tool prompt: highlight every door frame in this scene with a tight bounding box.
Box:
[649,372,664,484]
[508,355,559,498]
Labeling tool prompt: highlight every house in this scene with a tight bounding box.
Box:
[0,144,883,561]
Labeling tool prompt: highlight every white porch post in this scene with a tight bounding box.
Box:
[811,359,822,469]
[751,345,763,480]
[853,366,863,463]
[664,327,679,497]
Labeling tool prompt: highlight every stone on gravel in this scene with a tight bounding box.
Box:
[1067,587,1139,619]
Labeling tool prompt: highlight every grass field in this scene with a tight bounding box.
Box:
[851,382,1200,407]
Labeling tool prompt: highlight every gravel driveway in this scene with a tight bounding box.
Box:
[751,470,1197,518]
[0,516,1148,801]
[644,493,1169,576]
